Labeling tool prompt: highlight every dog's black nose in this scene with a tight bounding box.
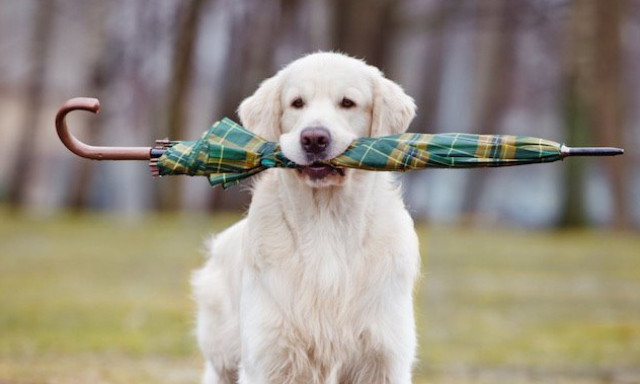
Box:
[300,127,331,154]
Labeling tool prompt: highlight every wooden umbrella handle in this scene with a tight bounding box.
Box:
[55,97,159,160]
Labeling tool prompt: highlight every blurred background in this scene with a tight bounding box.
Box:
[1,0,639,383]
[0,0,639,227]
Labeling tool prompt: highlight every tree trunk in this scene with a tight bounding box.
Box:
[559,0,593,227]
[209,0,282,211]
[591,0,628,228]
[460,0,517,220]
[560,72,590,227]
[412,0,451,134]
[332,0,397,71]
[159,0,209,210]
[6,0,56,210]
[67,2,112,211]
[559,0,627,228]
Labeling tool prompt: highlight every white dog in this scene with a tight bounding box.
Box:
[192,52,420,384]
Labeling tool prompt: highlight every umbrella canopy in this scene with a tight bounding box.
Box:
[153,118,567,189]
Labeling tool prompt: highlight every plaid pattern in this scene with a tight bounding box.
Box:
[334,133,561,170]
[156,118,297,188]
[155,118,563,188]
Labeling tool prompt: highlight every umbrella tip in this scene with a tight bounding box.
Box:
[561,145,624,157]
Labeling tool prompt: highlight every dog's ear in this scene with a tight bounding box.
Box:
[371,73,416,137]
[238,74,282,141]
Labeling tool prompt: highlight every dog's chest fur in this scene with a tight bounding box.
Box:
[239,170,418,381]
[247,170,401,296]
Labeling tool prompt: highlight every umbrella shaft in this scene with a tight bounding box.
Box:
[150,148,166,158]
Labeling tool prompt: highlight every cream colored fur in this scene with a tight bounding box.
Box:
[192,52,420,384]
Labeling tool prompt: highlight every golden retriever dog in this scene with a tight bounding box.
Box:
[192,52,420,384]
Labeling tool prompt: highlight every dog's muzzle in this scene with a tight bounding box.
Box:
[298,126,344,180]
[300,127,330,159]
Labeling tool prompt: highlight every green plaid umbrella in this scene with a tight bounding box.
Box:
[150,118,622,189]
[55,98,625,188]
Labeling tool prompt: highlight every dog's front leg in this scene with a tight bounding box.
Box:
[238,267,327,384]
[350,246,419,384]
[349,295,416,384]
[237,269,288,384]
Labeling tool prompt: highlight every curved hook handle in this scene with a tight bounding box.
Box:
[55,97,154,160]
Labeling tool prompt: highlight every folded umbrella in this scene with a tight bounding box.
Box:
[154,118,570,188]
[56,97,624,189]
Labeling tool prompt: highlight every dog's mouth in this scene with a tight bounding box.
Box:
[298,162,345,180]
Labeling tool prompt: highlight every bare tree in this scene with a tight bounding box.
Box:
[591,0,628,228]
[6,0,56,210]
[66,2,113,210]
[460,0,518,220]
[331,0,399,71]
[559,0,628,227]
[159,0,210,210]
[411,0,452,134]
[208,0,283,211]
[559,0,591,227]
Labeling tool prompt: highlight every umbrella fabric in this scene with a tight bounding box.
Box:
[154,118,563,188]
[155,118,298,188]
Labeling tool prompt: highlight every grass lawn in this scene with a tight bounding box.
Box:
[1,210,639,383]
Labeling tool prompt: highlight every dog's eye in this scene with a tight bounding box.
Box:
[340,97,356,109]
[291,98,305,109]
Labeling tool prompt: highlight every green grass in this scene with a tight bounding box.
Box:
[416,227,640,383]
[1,210,639,383]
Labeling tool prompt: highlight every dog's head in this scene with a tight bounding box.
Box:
[238,52,416,188]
